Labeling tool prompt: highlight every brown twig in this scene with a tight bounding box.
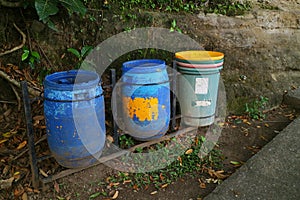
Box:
[0,23,26,57]
[10,84,21,111]
[0,0,23,7]
[0,70,41,97]
[0,100,17,104]
[36,42,54,69]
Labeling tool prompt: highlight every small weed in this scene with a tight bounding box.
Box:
[106,135,223,191]
[111,0,251,16]
[89,192,101,199]
[245,96,269,120]
[169,19,182,33]
[119,134,135,149]
[67,45,94,69]
[21,47,41,69]
[88,14,97,22]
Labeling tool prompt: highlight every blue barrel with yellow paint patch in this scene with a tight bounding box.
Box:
[121,59,170,141]
[44,70,105,168]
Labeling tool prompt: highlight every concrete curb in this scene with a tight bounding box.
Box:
[204,117,300,200]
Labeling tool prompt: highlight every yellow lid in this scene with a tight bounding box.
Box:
[175,51,224,61]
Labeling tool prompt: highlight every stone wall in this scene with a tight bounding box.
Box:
[189,0,300,112]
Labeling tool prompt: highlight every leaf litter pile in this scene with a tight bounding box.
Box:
[0,62,299,200]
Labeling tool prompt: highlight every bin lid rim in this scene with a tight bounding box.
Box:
[176,61,223,69]
[44,70,100,90]
[122,59,166,74]
[175,50,224,61]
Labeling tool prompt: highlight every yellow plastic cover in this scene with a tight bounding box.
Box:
[175,50,224,61]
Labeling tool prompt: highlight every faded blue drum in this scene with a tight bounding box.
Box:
[44,70,105,168]
[121,59,170,141]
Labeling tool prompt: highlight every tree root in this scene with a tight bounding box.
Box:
[10,84,21,111]
[0,0,23,8]
[0,70,41,97]
[0,23,26,57]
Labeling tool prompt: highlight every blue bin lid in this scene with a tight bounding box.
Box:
[122,59,166,74]
[44,70,100,91]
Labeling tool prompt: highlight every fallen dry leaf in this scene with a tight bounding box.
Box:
[0,177,14,189]
[132,184,138,190]
[13,172,21,181]
[150,191,158,195]
[198,179,206,189]
[17,141,27,150]
[200,182,206,189]
[265,123,270,127]
[14,186,25,197]
[39,169,48,178]
[2,131,17,138]
[107,135,114,143]
[161,183,168,188]
[123,180,132,184]
[33,115,44,121]
[207,168,228,180]
[54,181,59,193]
[22,192,28,200]
[185,149,193,155]
[0,139,8,144]
[112,190,119,199]
[2,165,9,175]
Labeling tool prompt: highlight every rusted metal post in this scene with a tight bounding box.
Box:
[21,81,39,188]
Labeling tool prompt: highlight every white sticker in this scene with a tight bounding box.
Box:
[194,100,211,107]
[195,78,209,94]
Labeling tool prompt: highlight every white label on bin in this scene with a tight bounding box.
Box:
[195,78,209,94]
[195,100,211,107]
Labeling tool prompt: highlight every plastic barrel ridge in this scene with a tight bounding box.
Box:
[176,51,224,127]
[44,70,106,168]
[121,59,170,141]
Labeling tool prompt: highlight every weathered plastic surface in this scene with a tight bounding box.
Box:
[177,63,223,127]
[44,70,105,168]
[121,59,170,141]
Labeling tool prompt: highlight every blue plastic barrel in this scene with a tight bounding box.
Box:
[44,70,105,168]
[121,59,170,141]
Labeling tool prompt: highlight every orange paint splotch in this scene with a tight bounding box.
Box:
[123,97,159,121]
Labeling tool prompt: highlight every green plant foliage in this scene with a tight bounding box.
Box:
[35,0,59,21]
[169,19,182,33]
[21,47,41,69]
[112,0,251,16]
[34,0,87,30]
[111,134,223,190]
[67,45,93,69]
[245,96,269,120]
[119,135,135,149]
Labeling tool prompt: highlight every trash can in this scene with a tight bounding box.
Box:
[121,59,170,141]
[176,51,224,127]
[44,70,106,168]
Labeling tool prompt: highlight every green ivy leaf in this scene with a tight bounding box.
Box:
[22,50,29,61]
[67,48,81,58]
[171,19,176,28]
[89,192,101,199]
[31,51,41,60]
[59,0,87,16]
[35,0,59,21]
[80,46,93,57]
[46,19,59,31]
